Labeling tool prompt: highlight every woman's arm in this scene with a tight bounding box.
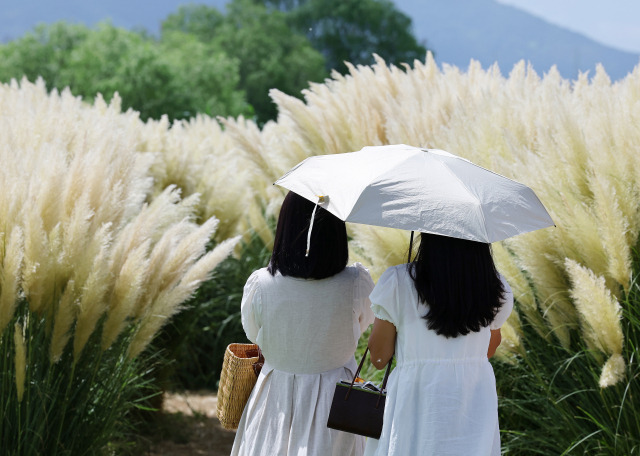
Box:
[368,318,397,369]
[487,329,502,358]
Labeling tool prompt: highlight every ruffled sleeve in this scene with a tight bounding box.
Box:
[240,269,262,344]
[369,266,400,326]
[490,275,514,330]
[353,263,375,334]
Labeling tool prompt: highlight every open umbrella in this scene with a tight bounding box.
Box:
[274,144,554,246]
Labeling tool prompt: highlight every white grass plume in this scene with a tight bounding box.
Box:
[50,280,78,363]
[127,235,240,359]
[565,259,625,386]
[0,227,24,334]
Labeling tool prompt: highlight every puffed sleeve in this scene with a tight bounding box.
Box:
[240,270,262,344]
[353,263,375,334]
[369,266,400,326]
[490,275,514,330]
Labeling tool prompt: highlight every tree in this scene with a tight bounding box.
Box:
[0,23,89,89]
[160,4,226,43]
[0,22,250,121]
[163,0,328,123]
[258,0,429,73]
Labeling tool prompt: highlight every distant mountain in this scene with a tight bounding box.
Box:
[393,0,640,81]
[1,0,227,40]
[2,0,638,81]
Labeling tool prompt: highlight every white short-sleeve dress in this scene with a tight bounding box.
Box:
[363,264,513,456]
[230,263,375,456]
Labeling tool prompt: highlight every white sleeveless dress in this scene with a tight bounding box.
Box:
[230,263,375,456]
[364,264,513,456]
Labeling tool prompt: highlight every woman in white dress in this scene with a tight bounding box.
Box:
[364,232,513,456]
[230,191,375,456]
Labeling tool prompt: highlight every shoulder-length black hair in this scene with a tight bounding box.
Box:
[408,232,505,338]
[268,191,348,279]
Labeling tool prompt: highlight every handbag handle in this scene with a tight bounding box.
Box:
[344,347,393,408]
[252,345,265,377]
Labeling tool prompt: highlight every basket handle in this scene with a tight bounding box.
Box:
[252,345,265,378]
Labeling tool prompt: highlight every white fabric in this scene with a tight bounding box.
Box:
[364,265,513,456]
[274,145,555,243]
[231,263,375,456]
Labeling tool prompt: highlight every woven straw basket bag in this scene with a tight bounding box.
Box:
[217,343,261,430]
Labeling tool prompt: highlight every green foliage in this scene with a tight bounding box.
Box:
[158,231,273,390]
[495,256,640,455]
[259,0,429,72]
[160,4,226,43]
[0,0,426,123]
[0,23,89,89]
[0,22,250,121]
[162,0,328,123]
[0,302,158,455]
[159,31,250,119]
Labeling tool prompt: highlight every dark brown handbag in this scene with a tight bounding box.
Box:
[326,347,393,439]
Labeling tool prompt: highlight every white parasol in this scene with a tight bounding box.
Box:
[274,144,554,245]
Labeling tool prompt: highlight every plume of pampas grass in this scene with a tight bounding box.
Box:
[565,259,624,357]
[495,314,524,360]
[350,226,412,280]
[101,240,150,350]
[127,235,240,359]
[598,353,626,388]
[491,243,546,338]
[50,280,78,363]
[142,115,258,242]
[73,226,112,360]
[0,228,24,334]
[21,213,57,315]
[565,259,625,386]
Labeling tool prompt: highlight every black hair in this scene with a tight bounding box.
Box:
[268,191,348,279]
[408,232,505,338]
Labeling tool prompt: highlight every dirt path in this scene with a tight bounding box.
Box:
[146,391,237,456]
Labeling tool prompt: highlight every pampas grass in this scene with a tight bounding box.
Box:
[3,47,639,452]
[0,78,238,454]
[211,54,640,452]
[121,51,639,452]
[566,259,625,385]
[237,54,640,371]
[0,228,24,334]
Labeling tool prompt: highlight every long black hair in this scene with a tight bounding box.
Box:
[268,191,348,279]
[408,232,505,338]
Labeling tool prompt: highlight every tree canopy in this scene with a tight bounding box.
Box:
[0,0,429,122]
[0,22,249,121]
[258,0,429,72]
[162,0,328,122]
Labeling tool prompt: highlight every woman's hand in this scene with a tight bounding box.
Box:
[487,329,502,358]
[368,318,397,369]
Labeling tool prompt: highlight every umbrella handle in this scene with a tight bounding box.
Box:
[305,196,327,257]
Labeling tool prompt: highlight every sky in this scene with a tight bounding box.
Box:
[496,0,640,54]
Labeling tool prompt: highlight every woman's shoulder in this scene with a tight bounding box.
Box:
[378,263,411,284]
[246,267,271,285]
[342,262,371,276]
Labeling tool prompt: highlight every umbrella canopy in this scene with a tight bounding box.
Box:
[274,144,554,243]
